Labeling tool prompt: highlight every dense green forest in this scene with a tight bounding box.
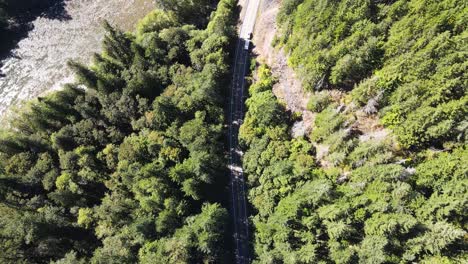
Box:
[0,0,237,262]
[242,0,467,263]
[276,0,467,148]
[243,66,466,263]
[1,0,467,263]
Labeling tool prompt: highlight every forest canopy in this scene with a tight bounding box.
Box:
[243,65,467,264]
[1,0,466,263]
[0,0,237,262]
[242,0,467,262]
[275,0,467,149]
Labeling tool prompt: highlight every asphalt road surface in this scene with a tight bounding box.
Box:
[228,0,260,263]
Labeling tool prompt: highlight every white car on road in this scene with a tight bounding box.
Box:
[244,40,250,50]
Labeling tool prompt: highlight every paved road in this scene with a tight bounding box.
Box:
[228,0,260,263]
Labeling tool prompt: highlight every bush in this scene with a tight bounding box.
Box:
[347,140,394,168]
[310,105,346,143]
[307,92,331,112]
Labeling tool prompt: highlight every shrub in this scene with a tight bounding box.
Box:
[307,92,331,112]
[310,105,346,143]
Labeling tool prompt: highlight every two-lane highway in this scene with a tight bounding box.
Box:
[228,0,260,263]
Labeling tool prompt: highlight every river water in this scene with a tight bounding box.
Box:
[0,0,154,117]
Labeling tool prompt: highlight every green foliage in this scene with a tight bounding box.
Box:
[136,10,179,39]
[240,90,288,145]
[415,148,468,192]
[240,65,318,220]
[310,105,346,143]
[403,222,466,261]
[138,203,228,263]
[277,0,467,149]
[253,179,333,263]
[156,0,218,27]
[51,251,86,264]
[306,92,331,112]
[244,64,466,262]
[249,64,277,94]
[77,208,94,229]
[347,140,394,168]
[0,0,236,262]
[240,66,289,146]
[243,0,467,262]
[277,0,389,90]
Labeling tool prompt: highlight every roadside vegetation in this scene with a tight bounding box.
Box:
[243,64,467,263]
[242,0,467,262]
[0,0,237,262]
